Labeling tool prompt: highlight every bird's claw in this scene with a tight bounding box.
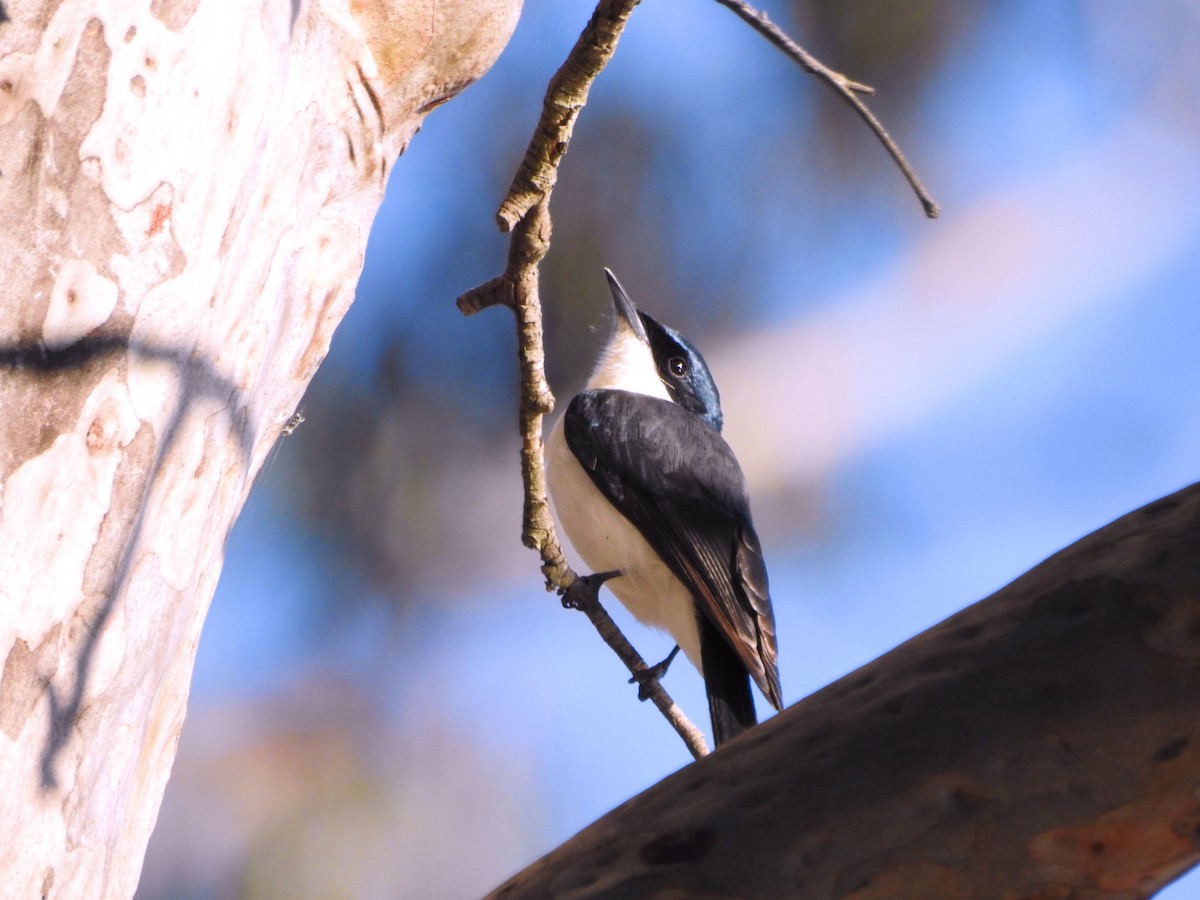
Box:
[629,645,681,701]
[559,570,621,610]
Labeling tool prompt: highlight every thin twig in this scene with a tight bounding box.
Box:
[564,574,709,760]
[713,0,940,218]
[570,569,709,758]
[497,1,644,235]
[455,0,939,759]
[456,1,712,757]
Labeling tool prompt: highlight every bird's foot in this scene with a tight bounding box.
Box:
[559,570,621,611]
[629,645,681,701]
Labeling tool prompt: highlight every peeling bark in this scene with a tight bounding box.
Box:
[0,0,520,895]
[491,484,1200,899]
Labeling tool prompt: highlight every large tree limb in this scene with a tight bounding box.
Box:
[490,482,1200,898]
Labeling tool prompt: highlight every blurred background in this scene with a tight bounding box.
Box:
[138,1,1200,897]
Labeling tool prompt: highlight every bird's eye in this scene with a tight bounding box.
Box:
[668,356,689,378]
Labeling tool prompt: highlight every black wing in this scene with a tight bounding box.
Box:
[563,389,781,709]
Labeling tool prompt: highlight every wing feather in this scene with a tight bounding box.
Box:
[563,390,781,708]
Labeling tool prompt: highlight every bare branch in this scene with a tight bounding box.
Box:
[455,1,713,756]
[713,0,941,218]
[456,0,941,758]
[563,574,710,760]
[497,0,643,235]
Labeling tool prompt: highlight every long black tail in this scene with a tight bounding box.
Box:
[699,615,756,747]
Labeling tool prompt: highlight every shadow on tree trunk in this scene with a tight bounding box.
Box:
[0,333,253,789]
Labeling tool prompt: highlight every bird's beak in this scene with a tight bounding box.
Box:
[604,268,648,343]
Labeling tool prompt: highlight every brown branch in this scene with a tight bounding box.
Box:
[564,575,710,760]
[497,0,643,235]
[567,574,710,759]
[456,0,940,760]
[456,0,711,757]
[490,483,1200,898]
[713,0,941,219]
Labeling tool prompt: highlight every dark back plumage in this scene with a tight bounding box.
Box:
[564,390,782,713]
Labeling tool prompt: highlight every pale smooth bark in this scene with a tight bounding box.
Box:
[0,0,519,896]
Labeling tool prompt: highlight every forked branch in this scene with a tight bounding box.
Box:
[457,0,710,760]
[456,0,938,759]
[713,0,940,218]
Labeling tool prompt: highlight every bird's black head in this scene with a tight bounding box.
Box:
[638,311,724,432]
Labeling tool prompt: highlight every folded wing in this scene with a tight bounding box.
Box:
[563,389,781,709]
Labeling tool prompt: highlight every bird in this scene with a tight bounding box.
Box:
[546,268,781,748]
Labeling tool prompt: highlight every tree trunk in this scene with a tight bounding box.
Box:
[491,483,1200,899]
[0,1,519,895]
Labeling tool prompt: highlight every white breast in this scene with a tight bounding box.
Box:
[546,416,703,671]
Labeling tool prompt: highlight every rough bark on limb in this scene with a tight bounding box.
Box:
[491,482,1200,898]
[0,0,519,896]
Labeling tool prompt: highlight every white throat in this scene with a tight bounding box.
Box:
[587,323,670,400]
